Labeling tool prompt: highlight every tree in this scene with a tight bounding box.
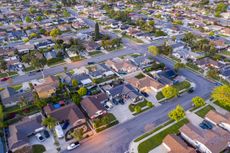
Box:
[31,58,46,79]
[63,9,70,17]
[34,99,47,109]
[0,60,7,71]
[72,94,81,105]
[95,22,100,41]
[211,85,230,106]
[71,128,84,141]
[42,116,57,130]
[192,96,206,107]
[134,106,141,113]
[174,62,185,71]
[146,101,153,107]
[168,105,185,121]
[77,87,87,96]
[162,86,178,99]
[71,79,78,88]
[25,16,31,23]
[148,20,155,26]
[50,28,61,38]
[148,46,159,56]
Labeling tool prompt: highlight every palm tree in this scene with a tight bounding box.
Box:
[42,116,57,130]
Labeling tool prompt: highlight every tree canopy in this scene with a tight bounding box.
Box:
[148,46,159,56]
[168,105,185,121]
[211,85,230,106]
[192,96,206,107]
[162,86,178,99]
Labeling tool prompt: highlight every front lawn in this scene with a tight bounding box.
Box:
[129,100,154,115]
[173,81,191,91]
[0,71,18,78]
[88,51,102,56]
[93,75,117,84]
[24,66,35,72]
[123,34,144,43]
[47,58,65,66]
[10,84,22,91]
[135,73,145,79]
[70,56,84,62]
[138,118,189,153]
[93,113,118,132]
[156,91,165,100]
[186,62,204,73]
[134,119,174,142]
[32,144,46,153]
[214,101,230,112]
[195,105,215,118]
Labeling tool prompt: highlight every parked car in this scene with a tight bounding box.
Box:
[88,62,95,65]
[188,88,194,93]
[67,141,80,151]
[203,120,213,129]
[62,121,69,130]
[28,71,37,76]
[55,124,64,138]
[35,133,45,142]
[0,77,9,82]
[141,91,149,97]
[43,130,50,138]
[118,98,124,105]
[104,101,113,110]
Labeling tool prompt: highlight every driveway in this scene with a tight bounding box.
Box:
[186,111,204,127]
[109,99,134,123]
[29,132,56,152]
[149,144,168,153]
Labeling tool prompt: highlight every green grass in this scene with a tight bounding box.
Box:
[186,62,204,73]
[221,51,230,56]
[32,144,46,153]
[69,70,75,75]
[123,34,144,43]
[24,66,35,72]
[0,88,4,92]
[130,53,141,58]
[47,58,65,66]
[93,113,118,132]
[129,100,148,112]
[195,105,215,118]
[138,118,189,153]
[135,73,145,79]
[0,71,18,78]
[88,51,102,56]
[214,101,230,112]
[156,91,165,100]
[10,84,22,91]
[173,81,191,91]
[70,56,84,62]
[134,119,174,142]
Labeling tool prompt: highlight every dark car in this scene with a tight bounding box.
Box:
[0,77,9,82]
[28,71,37,76]
[203,120,213,129]
[88,62,95,65]
[199,122,209,129]
[188,88,194,93]
[112,98,119,105]
[62,121,69,130]
[118,99,124,105]
[43,130,50,138]
[141,91,149,97]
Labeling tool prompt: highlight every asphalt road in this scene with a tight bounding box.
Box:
[62,55,215,153]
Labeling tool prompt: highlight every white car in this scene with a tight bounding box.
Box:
[35,133,45,142]
[67,141,80,151]
[55,124,64,139]
[104,101,113,110]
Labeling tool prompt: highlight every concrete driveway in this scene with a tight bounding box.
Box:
[186,111,204,127]
[109,99,134,123]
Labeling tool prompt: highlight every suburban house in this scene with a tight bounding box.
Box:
[34,76,59,98]
[162,134,196,153]
[156,69,178,85]
[44,103,86,128]
[14,44,35,54]
[8,114,44,152]
[107,84,143,103]
[43,50,57,60]
[0,87,34,107]
[180,123,230,153]
[88,64,114,79]
[83,41,100,52]
[105,58,138,74]
[125,75,164,92]
[219,65,230,82]
[131,55,154,68]
[196,57,225,70]
[81,93,109,119]
[72,73,93,87]
[205,110,230,132]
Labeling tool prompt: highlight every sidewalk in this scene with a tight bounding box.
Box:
[206,99,229,115]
